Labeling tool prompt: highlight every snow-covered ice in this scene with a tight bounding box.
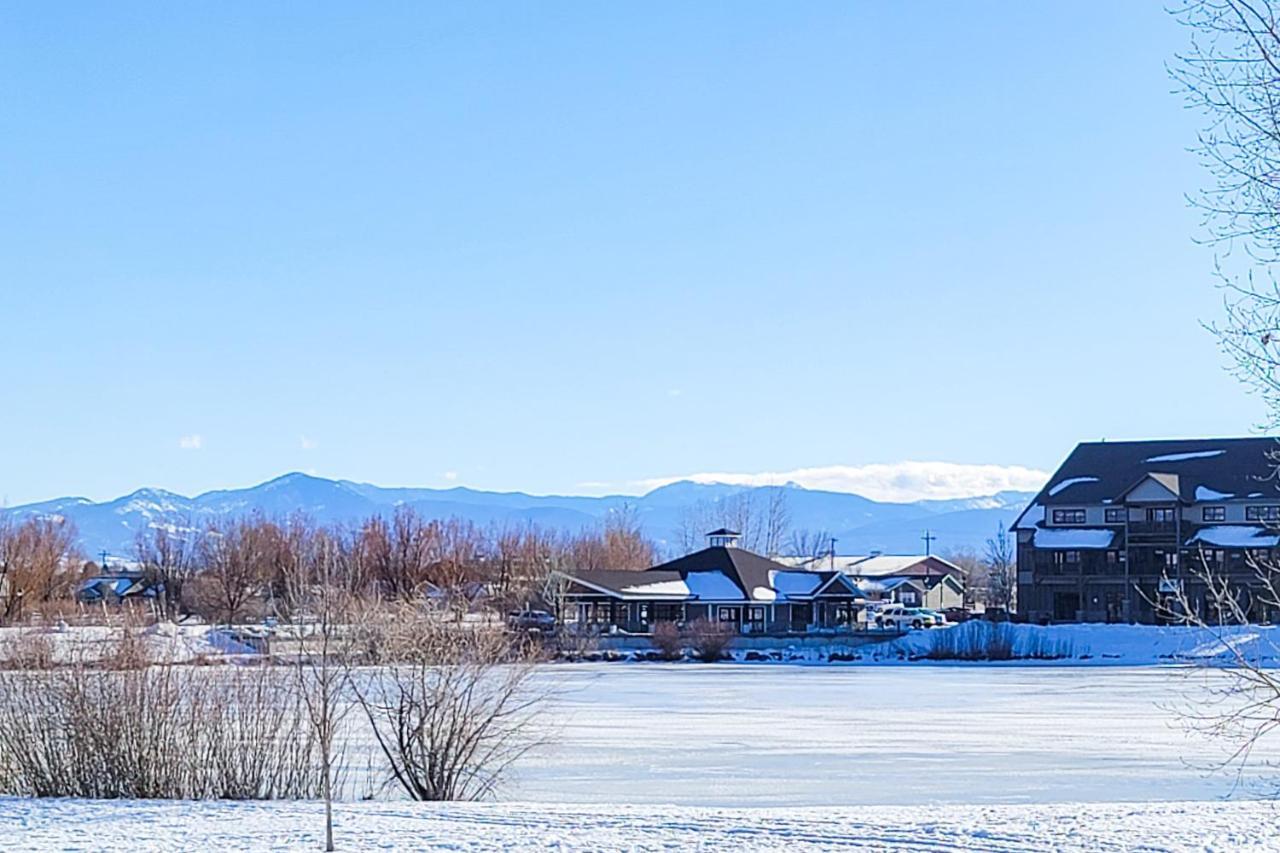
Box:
[7,664,1280,849]
[511,664,1280,807]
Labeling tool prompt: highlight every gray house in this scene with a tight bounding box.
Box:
[1012,437,1280,624]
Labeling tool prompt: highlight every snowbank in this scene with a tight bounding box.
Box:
[1,797,1275,852]
[0,623,259,665]
[877,621,1280,666]
[606,623,1280,666]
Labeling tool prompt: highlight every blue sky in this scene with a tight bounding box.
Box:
[0,3,1259,505]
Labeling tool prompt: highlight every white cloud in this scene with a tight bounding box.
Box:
[178,434,203,451]
[635,461,1050,503]
[300,436,319,451]
[443,471,459,482]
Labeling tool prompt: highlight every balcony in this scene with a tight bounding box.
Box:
[1127,520,1178,542]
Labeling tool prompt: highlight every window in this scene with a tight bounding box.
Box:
[1247,505,1280,521]
[1105,508,1126,524]
[1202,506,1226,522]
[653,603,682,623]
[1147,508,1176,523]
[1052,551,1081,570]
[1052,508,1086,525]
[1105,549,1126,565]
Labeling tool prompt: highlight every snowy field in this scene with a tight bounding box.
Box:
[4,797,1279,851]
[8,664,1280,849]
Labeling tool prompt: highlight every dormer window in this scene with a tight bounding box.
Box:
[1052,508,1086,525]
[1104,508,1126,524]
[1202,506,1226,522]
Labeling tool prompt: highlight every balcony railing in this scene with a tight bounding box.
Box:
[1127,521,1178,539]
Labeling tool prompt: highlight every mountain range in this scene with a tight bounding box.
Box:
[1,473,1034,561]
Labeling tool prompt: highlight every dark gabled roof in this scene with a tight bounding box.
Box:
[1015,438,1280,526]
[563,569,687,598]
[561,546,862,602]
[648,546,788,598]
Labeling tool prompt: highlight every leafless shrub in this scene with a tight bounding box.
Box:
[351,608,551,801]
[0,633,321,800]
[925,622,1015,661]
[650,621,683,660]
[923,622,1073,662]
[0,631,54,671]
[684,617,734,662]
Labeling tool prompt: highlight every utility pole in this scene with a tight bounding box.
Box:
[99,549,110,570]
[829,537,837,572]
[921,530,936,556]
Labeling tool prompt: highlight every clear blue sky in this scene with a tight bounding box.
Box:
[0,2,1259,505]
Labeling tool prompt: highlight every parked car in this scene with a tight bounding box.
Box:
[871,604,938,630]
[920,608,949,626]
[507,610,556,631]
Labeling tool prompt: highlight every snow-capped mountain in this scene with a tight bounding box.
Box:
[2,473,1035,560]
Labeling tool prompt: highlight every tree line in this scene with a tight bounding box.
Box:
[0,506,658,626]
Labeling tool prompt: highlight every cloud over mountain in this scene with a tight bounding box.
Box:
[637,461,1050,503]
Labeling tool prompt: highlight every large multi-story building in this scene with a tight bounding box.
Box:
[1013,437,1280,624]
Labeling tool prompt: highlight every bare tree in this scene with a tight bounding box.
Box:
[762,487,791,557]
[674,488,791,555]
[133,520,199,620]
[195,517,270,624]
[942,546,984,611]
[279,525,357,852]
[1173,1,1280,423]
[788,529,836,565]
[350,609,549,801]
[982,526,1016,616]
[1163,0,1280,784]
[562,505,656,572]
[0,516,80,624]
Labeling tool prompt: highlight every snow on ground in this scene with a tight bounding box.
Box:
[2,797,1278,851]
[0,622,257,664]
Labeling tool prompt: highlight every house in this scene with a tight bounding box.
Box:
[76,570,160,605]
[552,530,866,634]
[1011,437,1280,624]
[777,553,966,611]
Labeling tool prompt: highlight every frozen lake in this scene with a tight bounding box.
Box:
[504,664,1280,806]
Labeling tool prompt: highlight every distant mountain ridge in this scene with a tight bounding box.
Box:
[2,473,1035,560]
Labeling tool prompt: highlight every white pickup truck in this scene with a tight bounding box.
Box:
[866,603,942,631]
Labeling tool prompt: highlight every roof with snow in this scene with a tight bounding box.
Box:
[1032,528,1116,550]
[1186,526,1280,549]
[1013,438,1280,529]
[560,546,863,603]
